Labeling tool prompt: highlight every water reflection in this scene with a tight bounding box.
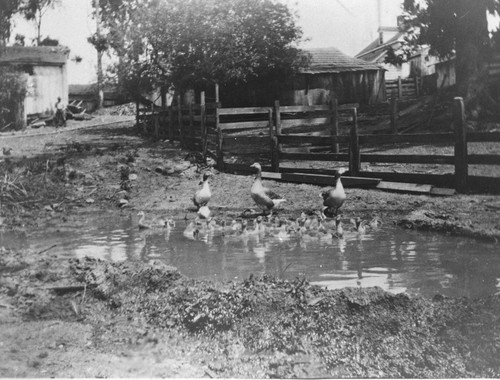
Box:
[0,212,498,299]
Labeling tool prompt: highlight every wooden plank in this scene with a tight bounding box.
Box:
[430,187,456,196]
[359,133,454,145]
[279,105,330,113]
[280,152,350,161]
[261,171,381,187]
[280,117,330,129]
[467,131,500,142]
[218,107,272,115]
[278,134,350,145]
[361,154,454,165]
[376,181,433,194]
[468,154,500,165]
[219,120,270,131]
[357,171,456,188]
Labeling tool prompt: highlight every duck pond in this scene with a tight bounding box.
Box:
[1,210,499,299]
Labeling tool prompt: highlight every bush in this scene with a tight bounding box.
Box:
[0,66,27,130]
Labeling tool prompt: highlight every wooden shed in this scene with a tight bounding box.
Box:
[0,46,69,116]
[289,47,386,105]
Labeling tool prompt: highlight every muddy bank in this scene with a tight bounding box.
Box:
[1,248,500,378]
[1,118,500,377]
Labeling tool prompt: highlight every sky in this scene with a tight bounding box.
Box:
[10,0,404,84]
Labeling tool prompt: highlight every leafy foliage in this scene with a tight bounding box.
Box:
[98,0,307,98]
[390,0,500,100]
[0,66,27,129]
[0,0,22,44]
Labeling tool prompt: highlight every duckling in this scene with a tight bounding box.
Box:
[335,215,344,238]
[250,163,286,215]
[137,211,166,229]
[320,169,346,216]
[369,216,383,229]
[183,221,198,239]
[351,217,368,235]
[197,205,211,220]
[192,172,212,209]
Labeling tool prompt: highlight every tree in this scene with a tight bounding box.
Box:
[19,0,61,46]
[98,0,307,100]
[0,0,22,49]
[389,0,500,105]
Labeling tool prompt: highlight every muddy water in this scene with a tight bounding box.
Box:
[1,212,498,299]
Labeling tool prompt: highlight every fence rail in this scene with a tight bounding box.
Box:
[137,95,500,193]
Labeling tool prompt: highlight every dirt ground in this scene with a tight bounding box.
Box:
[1,116,500,378]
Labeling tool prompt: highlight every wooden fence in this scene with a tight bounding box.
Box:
[137,96,500,193]
[386,77,420,101]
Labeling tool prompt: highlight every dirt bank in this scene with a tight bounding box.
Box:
[1,118,499,377]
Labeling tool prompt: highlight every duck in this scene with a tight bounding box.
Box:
[250,163,286,215]
[2,147,12,156]
[320,169,346,216]
[192,172,212,209]
[137,211,166,229]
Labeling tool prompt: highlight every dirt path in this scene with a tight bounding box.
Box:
[1,117,500,378]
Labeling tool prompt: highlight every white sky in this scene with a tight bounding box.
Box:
[10,0,404,84]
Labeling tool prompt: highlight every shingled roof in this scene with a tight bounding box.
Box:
[300,47,383,74]
[0,46,69,66]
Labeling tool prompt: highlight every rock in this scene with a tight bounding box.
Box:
[85,198,95,204]
[44,205,53,212]
[118,199,129,207]
[128,173,138,181]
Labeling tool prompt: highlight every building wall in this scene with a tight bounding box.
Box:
[25,64,68,115]
[289,70,386,105]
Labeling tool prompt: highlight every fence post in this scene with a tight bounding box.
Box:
[135,100,140,126]
[215,83,219,103]
[271,101,281,172]
[200,91,207,161]
[390,93,398,134]
[398,76,403,100]
[177,95,184,147]
[168,106,174,142]
[188,102,194,149]
[454,97,468,192]
[154,113,159,138]
[349,107,360,176]
[330,98,339,153]
[215,107,224,170]
[414,76,420,98]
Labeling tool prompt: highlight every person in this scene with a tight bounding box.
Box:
[54,97,66,127]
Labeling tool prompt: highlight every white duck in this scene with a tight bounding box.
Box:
[193,173,212,209]
[320,169,346,217]
[250,163,286,215]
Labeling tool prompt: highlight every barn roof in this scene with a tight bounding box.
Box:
[300,47,383,74]
[0,46,69,66]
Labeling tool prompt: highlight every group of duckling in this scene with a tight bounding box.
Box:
[181,162,382,242]
[183,211,383,242]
